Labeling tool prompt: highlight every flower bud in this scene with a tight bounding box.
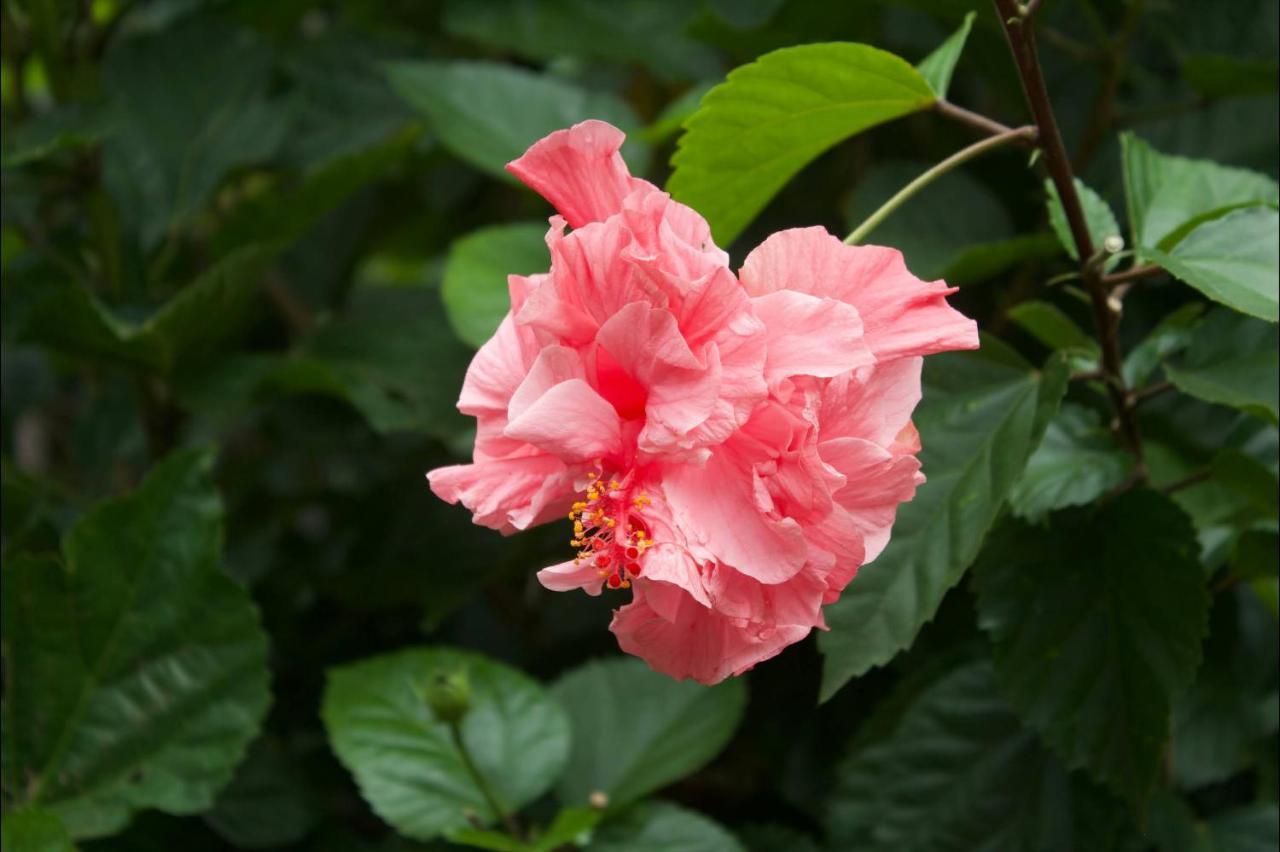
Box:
[426,669,471,724]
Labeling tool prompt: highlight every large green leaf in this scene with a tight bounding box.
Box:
[202,737,316,849]
[385,61,646,181]
[0,809,76,852]
[321,647,570,841]
[12,246,276,374]
[668,43,935,245]
[827,660,1131,851]
[818,341,1070,700]
[1006,301,1099,355]
[442,223,549,348]
[1008,403,1134,521]
[588,802,745,852]
[100,17,289,248]
[973,490,1211,802]
[916,12,975,98]
[1164,308,1280,422]
[1144,206,1279,323]
[1122,303,1204,387]
[1,450,271,839]
[441,0,718,82]
[552,657,747,809]
[1119,132,1278,255]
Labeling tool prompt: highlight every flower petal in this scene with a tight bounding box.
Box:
[428,455,576,533]
[740,226,979,362]
[506,120,654,228]
[751,290,875,387]
[504,378,623,463]
[537,559,605,596]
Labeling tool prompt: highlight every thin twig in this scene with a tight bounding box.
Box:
[1102,263,1162,287]
[1073,0,1146,170]
[448,722,521,839]
[845,125,1037,245]
[934,99,1030,142]
[1162,468,1211,494]
[993,0,1146,470]
[1127,380,1173,407]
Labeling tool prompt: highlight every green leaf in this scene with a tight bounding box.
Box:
[449,827,532,852]
[531,807,604,852]
[442,223,549,348]
[1123,303,1205,387]
[100,17,289,248]
[1008,403,1134,521]
[668,43,935,245]
[827,660,1132,851]
[321,647,570,842]
[1171,587,1278,790]
[1007,300,1099,354]
[916,12,975,98]
[385,61,647,182]
[1,450,271,839]
[552,657,747,809]
[1183,54,1280,99]
[1119,132,1279,255]
[639,82,716,146]
[942,233,1061,286]
[588,802,745,852]
[843,160,1014,281]
[202,737,316,849]
[818,340,1070,699]
[1165,308,1279,423]
[441,0,718,83]
[1045,178,1122,261]
[973,490,1211,802]
[1144,206,1279,323]
[13,246,276,374]
[1148,791,1279,852]
[0,809,77,852]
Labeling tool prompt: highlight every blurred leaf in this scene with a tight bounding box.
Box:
[827,660,1131,851]
[942,233,1060,286]
[1183,54,1280,99]
[552,657,747,809]
[532,807,603,852]
[1123,303,1204,387]
[442,223,549,348]
[1007,300,1099,355]
[12,245,275,374]
[441,0,718,82]
[0,102,110,168]
[322,647,570,842]
[587,802,745,852]
[1147,790,1279,852]
[100,17,289,248]
[1,450,271,839]
[0,809,76,852]
[385,61,647,182]
[669,43,935,245]
[202,737,316,849]
[843,160,1014,281]
[916,11,974,98]
[1045,178,1121,262]
[737,824,821,852]
[449,827,532,851]
[1008,403,1134,521]
[1119,132,1278,256]
[1172,587,1279,789]
[973,490,1210,802]
[1165,308,1279,423]
[1144,206,1279,323]
[818,341,1070,699]
[639,83,716,146]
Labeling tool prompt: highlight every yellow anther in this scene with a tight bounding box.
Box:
[635,531,646,539]
[606,518,616,527]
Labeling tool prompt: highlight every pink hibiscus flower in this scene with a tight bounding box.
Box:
[428,120,978,684]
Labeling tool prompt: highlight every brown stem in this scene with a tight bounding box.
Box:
[934,99,1029,142]
[1127,380,1173,407]
[1102,263,1162,287]
[993,0,1145,469]
[1162,468,1211,494]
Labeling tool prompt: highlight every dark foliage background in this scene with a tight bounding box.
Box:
[1,1,1276,850]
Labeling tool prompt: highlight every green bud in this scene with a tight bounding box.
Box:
[426,669,471,723]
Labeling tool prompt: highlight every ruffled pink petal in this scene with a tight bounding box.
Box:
[703,560,830,629]
[818,357,923,447]
[504,378,623,463]
[427,455,576,534]
[739,227,979,362]
[537,560,605,596]
[506,120,655,229]
[507,345,587,421]
[637,542,712,608]
[750,290,875,388]
[611,583,811,684]
[819,436,924,563]
[661,449,808,584]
